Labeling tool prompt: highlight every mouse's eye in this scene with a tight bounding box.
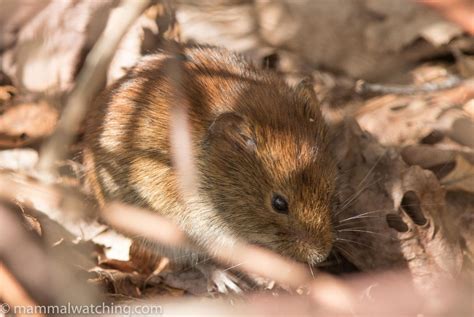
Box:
[271,194,289,214]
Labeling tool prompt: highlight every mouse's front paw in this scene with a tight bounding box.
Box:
[197,264,248,294]
[208,268,243,294]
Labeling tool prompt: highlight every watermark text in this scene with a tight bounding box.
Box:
[1,302,162,316]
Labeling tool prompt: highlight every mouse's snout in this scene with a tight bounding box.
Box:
[288,217,334,265]
[302,231,333,264]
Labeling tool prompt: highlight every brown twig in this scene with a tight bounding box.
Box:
[36,0,151,175]
[355,75,463,96]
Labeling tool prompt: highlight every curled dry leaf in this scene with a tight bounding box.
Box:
[401,145,455,169]
[332,120,464,292]
[0,85,16,102]
[129,240,163,276]
[355,79,474,147]
[97,259,137,274]
[449,117,474,148]
[401,146,474,193]
[389,166,463,293]
[0,101,58,149]
[440,154,474,193]
[356,96,438,146]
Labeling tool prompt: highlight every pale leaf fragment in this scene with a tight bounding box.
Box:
[441,155,474,193]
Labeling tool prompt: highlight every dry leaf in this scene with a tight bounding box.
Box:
[355,80,474,147]
[89,268,143,298]
[2,0,115,93]
[0,101,58,149]
[91,229,132,262]
[0,148,38,171]
[332,120,464,292]
[390,166,463,293]
[449,117,474,148]
[178,0,473,80]
[441,154,474,193]
[0,85,16,102]
[332,120,407,270]
[356,96,439,146]
[129,240,163,276]
[2,1,179,95]
[98,259,137,274]
[401,145,454,169]
[419,21,463,46]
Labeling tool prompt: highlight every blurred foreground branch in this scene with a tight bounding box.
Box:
[102,203,313,288]
[36,0,151,175]
[0,263,38,317]
[419,0,474,35]
[0,201,101,307]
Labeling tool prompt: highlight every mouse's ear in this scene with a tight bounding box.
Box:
[296,77,317,101]
[296,77,321,118]
[206,112,256,151]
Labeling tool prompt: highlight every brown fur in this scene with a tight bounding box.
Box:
[83,46,337,265]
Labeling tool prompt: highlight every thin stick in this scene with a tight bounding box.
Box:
[37,0,150,175]
[355,75,462,96]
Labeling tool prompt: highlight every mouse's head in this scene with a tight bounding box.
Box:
[200,79,337,265]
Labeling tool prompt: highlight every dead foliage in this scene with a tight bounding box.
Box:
[0,1,473,316]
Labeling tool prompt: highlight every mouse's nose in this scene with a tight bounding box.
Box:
[292,227,334,264]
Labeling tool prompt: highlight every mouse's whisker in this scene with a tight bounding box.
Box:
[337,209,389,223]
[334,218,385,230]
[335,176,385,217]
[337,151,387,211]
[337,228,393,239]
[333,244,356,262]
[307,262,316,279]
[334,223,387,231]
[404,202,446,208]
[223,261,247,272]
[334,237,376,250]
[335,225,385,231]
